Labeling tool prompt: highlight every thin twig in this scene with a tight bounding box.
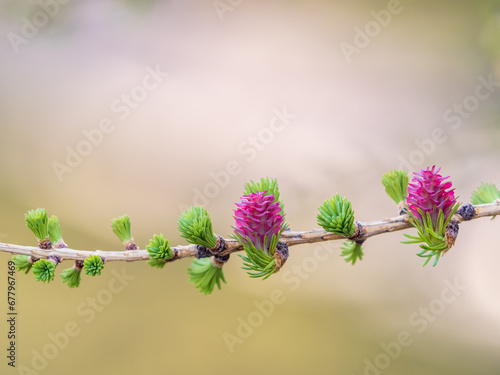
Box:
[1,203,498,263]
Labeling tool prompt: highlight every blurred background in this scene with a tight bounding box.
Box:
[1,0,500,374]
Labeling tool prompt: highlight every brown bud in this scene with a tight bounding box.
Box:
[445,220,459,251]
[274,242,289,272]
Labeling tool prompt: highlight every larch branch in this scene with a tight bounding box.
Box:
[0,202,498,263]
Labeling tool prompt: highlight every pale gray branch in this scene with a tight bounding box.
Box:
[0,203,498,263]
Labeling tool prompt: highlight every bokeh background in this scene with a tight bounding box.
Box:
[1,0,500,374]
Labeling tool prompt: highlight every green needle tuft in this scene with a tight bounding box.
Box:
[317,194,356,237]
[84,255,104,276]
[238,241,277,279]
[471,183,500,205]
[48,215,64,246]
[187,257,226,295]
[60,262,83,288]
[402,207,460,267]
[32,259,56,283]
[178,206,217,248]
[147,234,174,260]
[382,169,408,206]
[111,215,132,243]
[25,208,49,242]
[340,240,364,265]
[12,255,33,274]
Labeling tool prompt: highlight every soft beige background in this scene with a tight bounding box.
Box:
[1,0,500,374]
